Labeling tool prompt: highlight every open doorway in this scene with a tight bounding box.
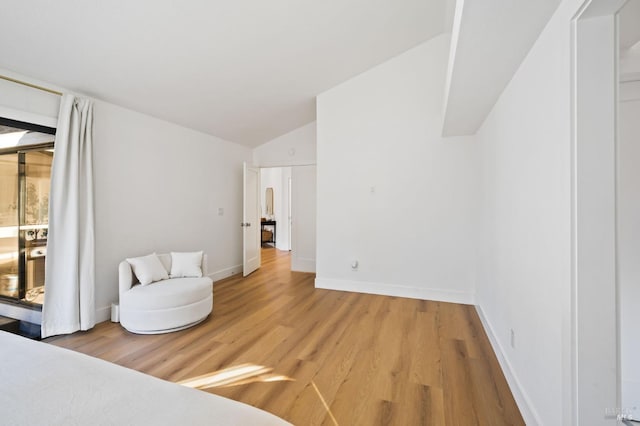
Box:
[260,167,291,251]
[572,0,640,421]
[256,165,316,273]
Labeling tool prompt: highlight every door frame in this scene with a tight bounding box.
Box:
[571,0,626,423]
[255,164,316,272]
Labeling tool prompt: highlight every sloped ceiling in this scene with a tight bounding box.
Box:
[0,0,452,147]
[442,0,562,136]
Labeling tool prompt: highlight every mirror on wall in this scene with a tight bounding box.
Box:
[265,187,274,219]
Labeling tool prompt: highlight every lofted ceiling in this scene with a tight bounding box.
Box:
[442,0,562,137]
[0,0,453,147]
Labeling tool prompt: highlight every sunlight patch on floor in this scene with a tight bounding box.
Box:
[311,380,339,426]
[178,363,294,389]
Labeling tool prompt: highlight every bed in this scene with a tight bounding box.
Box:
[0,331,290,425]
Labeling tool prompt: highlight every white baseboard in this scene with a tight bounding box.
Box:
[475,304,541,425]
[210,264,242,282]
[314,278,475,305]
[0,105,58,129]
[96,305,111,323]
[291,257,316,273]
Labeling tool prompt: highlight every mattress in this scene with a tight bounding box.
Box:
[0,331,290,425]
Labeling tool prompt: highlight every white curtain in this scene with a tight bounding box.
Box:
[41,94,95,338]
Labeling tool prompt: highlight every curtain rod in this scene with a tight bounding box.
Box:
[0,74,62,96]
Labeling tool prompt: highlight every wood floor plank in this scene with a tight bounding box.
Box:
[409,310,443,388]
[442,339,480,426]
[47,247,524,425]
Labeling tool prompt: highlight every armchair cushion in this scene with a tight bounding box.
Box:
[170,251,203,278]
[126,253,168,285]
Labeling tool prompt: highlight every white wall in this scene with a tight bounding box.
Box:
[474,0,587,424]
[280,167,292,250]
[315,34,478,304]
[291,165,316,273]
[0,70,251,323]
[93,101,251,319]
[253,121,316,167]
[619,80,640,419]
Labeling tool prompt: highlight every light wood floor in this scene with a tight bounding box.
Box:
[48,248,524,425]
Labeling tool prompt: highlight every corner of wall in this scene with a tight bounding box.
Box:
[291,257,316,273]
[210,265,243,282]
[95,305,112,324]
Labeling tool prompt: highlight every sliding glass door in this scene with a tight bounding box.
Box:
[23,150,52,304]
[0,120,54,307]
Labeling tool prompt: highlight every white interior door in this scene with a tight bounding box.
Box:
[243,163,260,276]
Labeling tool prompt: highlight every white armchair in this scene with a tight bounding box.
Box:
[118,253,213,334]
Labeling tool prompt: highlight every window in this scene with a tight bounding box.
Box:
[0,118,55,307]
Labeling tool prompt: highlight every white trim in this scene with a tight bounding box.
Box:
[572,3,621,423]
[0,105,58,128]
[315,277,475,305]
[0,303,42,324]
[475,304,542,426]
[256,160,316,168]
[210,264,243,282]
[291,257,316,273]
[95,305,111,323]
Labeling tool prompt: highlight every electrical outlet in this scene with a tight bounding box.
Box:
[218,207,224,216]
[510,329,515,348]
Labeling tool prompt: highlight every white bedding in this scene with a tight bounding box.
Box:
[0,331,290,425]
